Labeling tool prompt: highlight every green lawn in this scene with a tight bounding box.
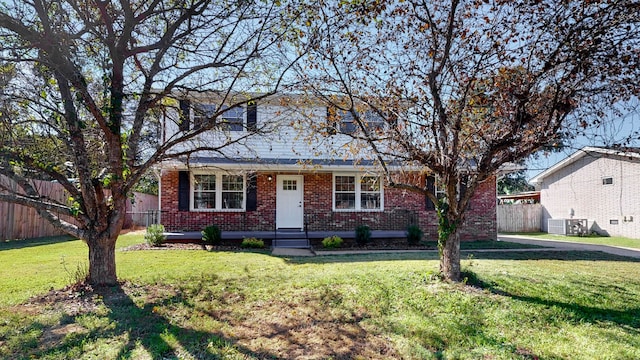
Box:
[503,232,640,249]
[1,233,639,359]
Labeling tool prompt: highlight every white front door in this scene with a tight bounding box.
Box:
[276,175,304,229]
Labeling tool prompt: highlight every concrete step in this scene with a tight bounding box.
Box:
[274,231,307,239]
[272,238,310,248]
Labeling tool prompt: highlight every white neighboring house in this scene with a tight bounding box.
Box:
[531,147,640,239]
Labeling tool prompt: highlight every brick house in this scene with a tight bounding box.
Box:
[157,94,497,241]
[531,146,640,239]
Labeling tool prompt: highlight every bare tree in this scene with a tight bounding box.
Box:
[0,0,303,285]
[298,0,640,281]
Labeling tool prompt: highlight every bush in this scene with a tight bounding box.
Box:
[145,224,166,247]
[202,225,222,245]
[322,235,343,249]
[241,237,264,249]
[355,225,371,246]
[407,224,423,246]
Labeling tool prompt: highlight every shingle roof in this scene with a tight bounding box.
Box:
[530,146,640,184]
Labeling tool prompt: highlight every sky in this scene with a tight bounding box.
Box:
[526,100,640,182]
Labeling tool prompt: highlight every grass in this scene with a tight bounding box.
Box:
[1,232,639,359]
[503,232,640,249]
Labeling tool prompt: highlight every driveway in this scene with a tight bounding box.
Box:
[498,234,640,259]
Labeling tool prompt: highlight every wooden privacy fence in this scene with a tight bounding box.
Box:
[497,203,542,233]
[0,176,69,240]
[124,192,159,228]
[1,176,158,240]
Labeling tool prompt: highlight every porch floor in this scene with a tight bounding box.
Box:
[165,230,407,241]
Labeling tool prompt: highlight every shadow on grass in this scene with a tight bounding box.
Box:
[286,250,640,265]
[0,235,77,251]
[460,250,640,262]
[28,284,276,360]
[10,279,397,360]
[463,271,640,331]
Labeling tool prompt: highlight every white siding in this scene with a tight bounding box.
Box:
[539,153,640,239]
[163,102,359,162]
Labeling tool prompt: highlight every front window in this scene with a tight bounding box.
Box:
[335,175,356,209]
[328,108,384,134]
[360,176,381,209]
[193,174,216,209]
[192,104,244,131]
[339,111,357,133]
[220,106,244,131]
[334,174,383,211]
[193,104,217,129]
[435,180,447,200]
[192,173,245,210]
[222,175,244,209]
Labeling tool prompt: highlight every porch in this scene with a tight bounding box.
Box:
[165,229,408,249]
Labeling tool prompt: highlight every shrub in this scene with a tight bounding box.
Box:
[145,224,166,247]
[202,225,222,245]
[407,224,424,246]
[355,225,371,246]
[322,235,343,249]
[241,237,264,249]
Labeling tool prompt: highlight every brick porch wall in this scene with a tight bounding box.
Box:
[160,171,497,241]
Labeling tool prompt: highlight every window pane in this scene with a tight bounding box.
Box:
[222,106,244,131]
[361,193,380,209]
[361,176,380,191]
[335,176,355,191]
[364,111,384,129]
[222,192,243,209]
[193,104,217,129]
[340,121,357,133]
[194,175,216,191]
[194,192,215,209]
[283,179,297,191]
[222,175,243,191]
[335,193,355,209]
[221,174,244,209]
[336,111,355,133]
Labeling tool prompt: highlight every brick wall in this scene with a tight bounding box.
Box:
[160,170,497,241]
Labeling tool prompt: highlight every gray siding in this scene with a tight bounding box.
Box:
[539,153,640,238]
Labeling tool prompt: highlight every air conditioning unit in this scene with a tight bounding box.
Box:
[547,219,588,236]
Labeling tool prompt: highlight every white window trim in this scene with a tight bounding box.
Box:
[332,173,384,212]
[190,171,246,212]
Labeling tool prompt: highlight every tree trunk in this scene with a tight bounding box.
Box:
[440,228,461,282]
[87,235,118,286]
